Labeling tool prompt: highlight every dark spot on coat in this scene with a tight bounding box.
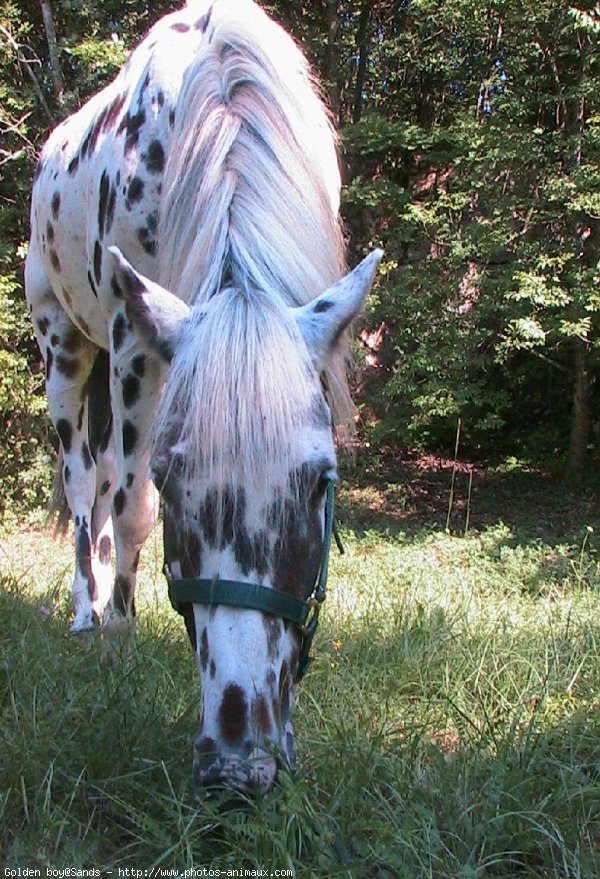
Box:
[77,405,84,432]
[181,529,201,577]
[98,170,110,238]
[51,191,61,218]
[64,465,70,483]
[210,659,216,678]
[252,694,272,735]
[122,420,138,456]
[63,327,82,353]
[50,333,60,346]
[131,354,146,377]
[169,109,175,127]
[263,617,281,660]
[50,249,61,272]
[157,90,164,107]
[111,277,123,299]
[200,628,209,671]
[118,108,146,154]
[86,271,98,298]
[171,21,190,32]
[56,418,72,453]
[144,140,165,174]
[100,479,111,495]
[106,185,117,235]
[195,7,213,32]
[55,355,79,378]
[98,535,112,565]
[146,211,158,233]
[126,472,134,488]
[138,226,157,255]
[271,480,323,599]
[46,221,54,243]
[112,313,126,352]
[76,526,96,601]
[113,487,126,517]
[93,240,102,285]
[137,72,150,107]
[126,176,145,209]
[81,441,93,470]
[218,684,248,747]
[46,347,53,380]
[37,317,50,336]
[68,155,79,175]
[314,298,333,313]
[132,549,140,572]
[102,92,128,133]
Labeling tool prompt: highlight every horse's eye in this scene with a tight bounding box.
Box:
[170,453,185,477]
[316,471,334,496]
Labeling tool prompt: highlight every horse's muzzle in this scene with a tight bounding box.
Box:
[193,743,279,796]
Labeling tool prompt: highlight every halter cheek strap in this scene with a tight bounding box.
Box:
[163,481,343,680]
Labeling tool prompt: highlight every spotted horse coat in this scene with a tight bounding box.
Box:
[26,0,382,794]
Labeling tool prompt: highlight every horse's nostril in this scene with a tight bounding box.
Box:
[193,750,279,796]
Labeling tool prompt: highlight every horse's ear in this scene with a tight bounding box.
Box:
[295,249,383,369]
[108,246,190,362]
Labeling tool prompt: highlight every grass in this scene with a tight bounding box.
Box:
[2,458,600,877]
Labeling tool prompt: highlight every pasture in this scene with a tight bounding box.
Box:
[2,456,600,877]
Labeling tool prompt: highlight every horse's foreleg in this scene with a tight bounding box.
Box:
[25,258,99,631]
[107,315,164,626]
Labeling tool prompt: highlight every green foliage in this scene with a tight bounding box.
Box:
[1,0,600,513]
[0,272,52,511]
[341,0,600,458]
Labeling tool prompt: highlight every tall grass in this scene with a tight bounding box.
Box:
[2,498,600,876]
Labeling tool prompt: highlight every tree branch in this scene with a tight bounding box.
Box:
[39,0,64,104]
[0,26,56,126]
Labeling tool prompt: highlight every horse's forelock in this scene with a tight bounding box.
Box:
[152,288,323,531]
[157,0,354,430]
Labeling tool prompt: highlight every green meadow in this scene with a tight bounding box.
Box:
[2,459,600,877]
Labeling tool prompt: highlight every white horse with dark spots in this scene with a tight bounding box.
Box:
[26,0,382,795]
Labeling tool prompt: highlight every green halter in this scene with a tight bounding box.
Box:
[163,480,343,680]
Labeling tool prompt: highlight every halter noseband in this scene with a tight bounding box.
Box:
[163,480,343,680]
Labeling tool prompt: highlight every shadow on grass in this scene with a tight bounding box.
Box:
[3,560,600,876]
[0,578,353,874]
[338,447,600,549]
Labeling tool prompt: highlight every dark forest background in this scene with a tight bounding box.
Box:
[1,0,599,513]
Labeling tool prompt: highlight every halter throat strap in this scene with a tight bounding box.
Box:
[163,481,341,680]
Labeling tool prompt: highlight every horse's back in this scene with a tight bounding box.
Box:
[29,1,214,342]
[29,0,341,343]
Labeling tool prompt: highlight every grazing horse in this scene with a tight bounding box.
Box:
[26,0,382,793]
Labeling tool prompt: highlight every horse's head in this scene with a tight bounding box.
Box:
[109,246,382,794]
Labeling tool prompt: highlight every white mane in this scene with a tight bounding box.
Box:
[154,0,351,513]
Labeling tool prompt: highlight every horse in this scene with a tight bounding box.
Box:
[25,0,382,794]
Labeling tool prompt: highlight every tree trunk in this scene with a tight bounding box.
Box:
[569,339,591,479]
[39,0,64,105]
[352,2,371,123]
[325,0,341,123]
